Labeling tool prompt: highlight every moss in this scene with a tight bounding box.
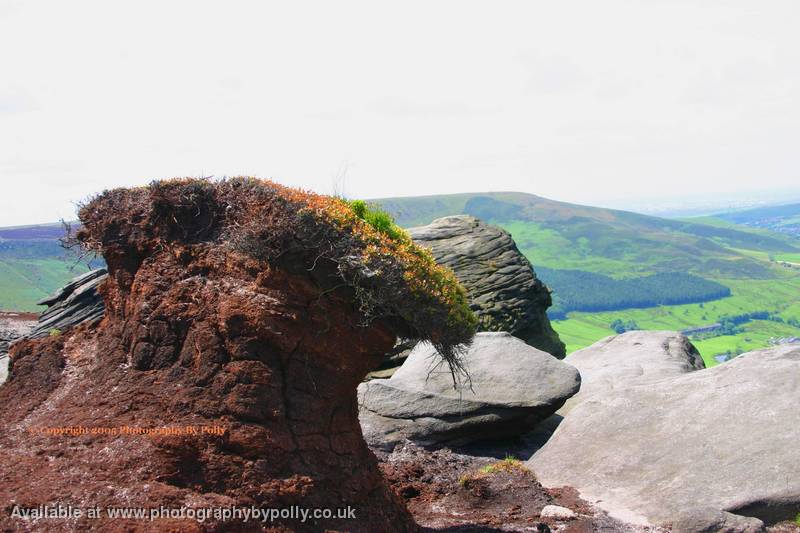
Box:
[478,455,524,475]
[347,199,408,242]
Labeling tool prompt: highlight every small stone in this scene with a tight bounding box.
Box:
[539,505,577,520]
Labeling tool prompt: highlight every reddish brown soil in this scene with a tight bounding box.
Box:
[378,443,661,533]
[0,183,418,531]
[0,311,40,322]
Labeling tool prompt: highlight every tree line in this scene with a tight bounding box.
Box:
[537,268,732,319]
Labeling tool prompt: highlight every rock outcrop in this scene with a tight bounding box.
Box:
[408,215,565,358]
[28,268,108,338]
[0,312,37,383]
[0,312,36,384]
[556,330,705,416]
[0,178,478,532]
[360,332,580,450]
[529,332,800,528]
[1,270,106,386]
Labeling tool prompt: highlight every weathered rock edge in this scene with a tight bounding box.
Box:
[360,332,580,450]
[529,332,800,528]
[408,215,566,358]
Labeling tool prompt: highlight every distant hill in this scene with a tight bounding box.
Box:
[0,222,97,312]
[375,192,800,363]
[376,192,799,279]
[714,202,800,239]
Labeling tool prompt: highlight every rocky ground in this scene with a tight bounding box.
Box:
[377,441,665,533]
[376,438,800,533]
[0,311,38,382]
[0,312,38,350]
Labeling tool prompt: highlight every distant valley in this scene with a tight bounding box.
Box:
[377,192,800,366]
[0,223,96,311]
[714,202,800,240]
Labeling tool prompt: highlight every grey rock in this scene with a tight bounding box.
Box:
[671,508,765,533]
[0,313,36,383]
[408,215,565,358]
[28,268,107,339]
[1,270,106,385]
[359,332,580,450]
[528,333,800,527]
[558,330,705,416]
[539,505,577,520]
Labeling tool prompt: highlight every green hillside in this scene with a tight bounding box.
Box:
[375,192,800,366]
[713,202,800,240]
[0,223,94,312]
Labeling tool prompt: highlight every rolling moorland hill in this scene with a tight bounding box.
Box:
[0,223,94,311]
[714,201,800,239]
[376,192,800,365]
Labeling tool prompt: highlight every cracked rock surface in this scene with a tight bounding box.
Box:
[408,215,565,358]
[529,332,800,528]
[359,332,580,451]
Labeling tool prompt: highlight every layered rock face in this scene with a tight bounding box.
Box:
[28,268,108,339]
[408,215,565,358]
[360,332,580,450]
[1,179,477,532]
[529,332,800,528]
[1,270,106,385]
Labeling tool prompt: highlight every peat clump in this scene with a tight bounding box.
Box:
[0,178,476,532]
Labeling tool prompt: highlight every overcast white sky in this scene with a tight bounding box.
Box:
[1,0,799,226]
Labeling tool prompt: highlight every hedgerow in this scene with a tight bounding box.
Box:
[74,177,476,374]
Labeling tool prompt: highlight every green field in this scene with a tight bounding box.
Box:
[0,258,90,312]
[377,192,800,366]
[552,277,800,367]
[0,223,94,312]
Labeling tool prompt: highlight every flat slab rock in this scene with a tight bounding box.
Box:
[359,332,580,450]
[528,331,800,528]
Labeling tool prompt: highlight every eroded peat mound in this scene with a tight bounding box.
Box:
[0,178,476,532]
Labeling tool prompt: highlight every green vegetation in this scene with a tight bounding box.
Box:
[610,319,640,334]
[4,189,799,366]
[539,268,730,318]
[0,223,97,312]
[347,199,408,241]
[553,277,800,366]
[378,192,800,365]
[0,258,91,312]
[479,455,523,474]
[714,202,800,240]
[459,454,525,488]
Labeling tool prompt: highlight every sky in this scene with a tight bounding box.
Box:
[1,0,799,226]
